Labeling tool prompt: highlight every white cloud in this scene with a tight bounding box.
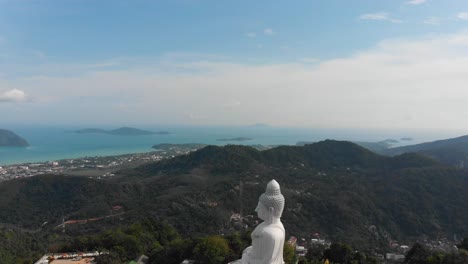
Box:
[264,28,274,35]
[360,12,388,20]
[457,12,468,20]
[423,17,440,25]
[0,89,28,102]
[4,32,468,130]
[406,0,426,5]
[359,13,403,23]
[246,32,256,38]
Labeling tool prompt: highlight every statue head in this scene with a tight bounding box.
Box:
[256,179,285,219]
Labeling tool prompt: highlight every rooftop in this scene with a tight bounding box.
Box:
[49,258,94,264]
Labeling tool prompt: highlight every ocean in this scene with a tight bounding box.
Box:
[0,125,462,166]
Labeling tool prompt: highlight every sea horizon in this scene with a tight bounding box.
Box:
[1,124,466,166]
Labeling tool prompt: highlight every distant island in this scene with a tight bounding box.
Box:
[216,137,253,142]
[354,139,399,153]
[0,129,29,147]
[72,127,169,136]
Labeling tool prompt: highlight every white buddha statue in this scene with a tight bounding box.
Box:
[230,179,285,264]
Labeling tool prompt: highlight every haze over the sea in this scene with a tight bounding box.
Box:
[0,124,464,166]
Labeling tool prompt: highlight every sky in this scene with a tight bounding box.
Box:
[1,0,468,131]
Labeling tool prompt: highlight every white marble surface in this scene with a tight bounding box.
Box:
[230,180,285,264]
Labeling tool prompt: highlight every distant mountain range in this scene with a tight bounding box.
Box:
[0,129,29,147]
[381,135,468,168]
[298,139,401,154]
[354,139,399,153]
[298,135,468,169]
[333,134,468,169]
[72,127,169,136]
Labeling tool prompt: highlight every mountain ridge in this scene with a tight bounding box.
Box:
[134,140,440,176]
[0,140,465,253]
[382,134,468,168]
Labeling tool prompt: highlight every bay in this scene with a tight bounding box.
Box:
[0,125,460,166]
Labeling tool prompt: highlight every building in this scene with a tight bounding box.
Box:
[34,251,108,264]
[385,253,405,263]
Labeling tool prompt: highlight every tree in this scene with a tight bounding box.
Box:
[305,244,327,263]
[284,243,297,264]
[426,253,444,264]
[95,252,122,264]
[365,255,380,264]
[149,238,192,264]
[352,251,364,264]
[405,243,430,264]
[324,243,352,264]
[458,238,468,251]
[442,250,468,264]
[192,236,230,264]
[225,232,249,262]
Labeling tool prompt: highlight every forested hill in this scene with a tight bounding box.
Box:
[383,135,468,168]
[0,175,135,229]
[261,140,439,170]
[0,140,466,256]
[0,129,29,147]
[133,140,440,175]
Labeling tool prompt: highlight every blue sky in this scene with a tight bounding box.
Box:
[2,0,468,130]
[1,0,467,63]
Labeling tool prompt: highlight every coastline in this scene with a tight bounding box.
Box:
[0,125,452,167]
[0,146,157,166]
[0,144,206,182]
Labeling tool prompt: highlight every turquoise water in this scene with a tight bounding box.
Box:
[0,125,462,166]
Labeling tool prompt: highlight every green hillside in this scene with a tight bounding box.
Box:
[0,174,136,228]
[0,140,466,262]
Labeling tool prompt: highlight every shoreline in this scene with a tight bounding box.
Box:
[0,142,276,167]
[0,144,207,182]
[0,143,278,182]
[0,147,157,167]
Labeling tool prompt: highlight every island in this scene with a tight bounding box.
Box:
[0,129,29,147]
[401,137,413,141]
[216,137,253,142]
[72,127,169,136]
